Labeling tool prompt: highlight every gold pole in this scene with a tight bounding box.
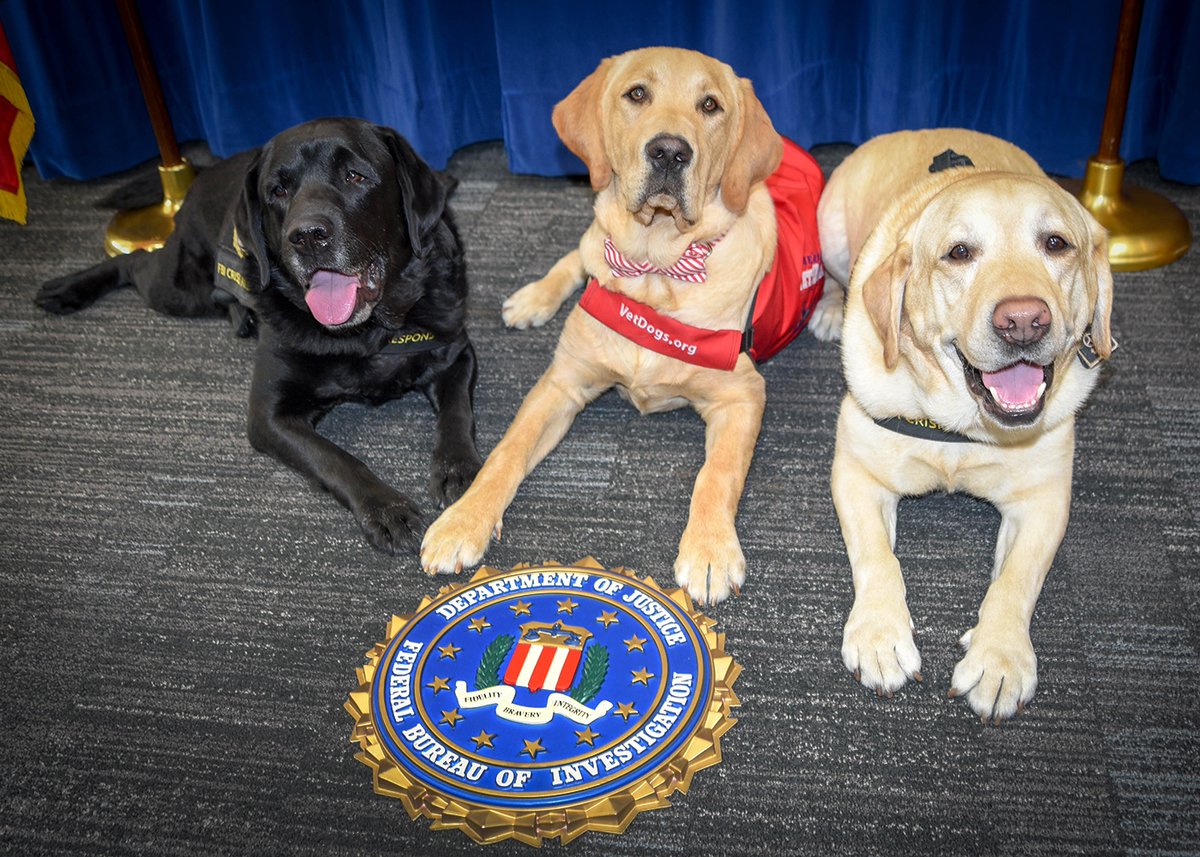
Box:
[104,0,194,256]
[1057,0,1191,271]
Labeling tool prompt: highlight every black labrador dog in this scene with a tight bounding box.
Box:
[36,117,482,555]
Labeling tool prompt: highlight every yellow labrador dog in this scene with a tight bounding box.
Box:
[814,128,1115,721]
[420,47,793,604]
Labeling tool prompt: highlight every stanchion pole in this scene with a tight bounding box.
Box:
[1058,0,1191,271]
[104,0,194,256]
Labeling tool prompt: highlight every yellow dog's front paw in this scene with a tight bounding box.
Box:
[673,526,745,606]
[950,625,1038,723]
[842,597,922,696]
[808,283,845,342]
[501,279,563,329]
[419,502,501,576]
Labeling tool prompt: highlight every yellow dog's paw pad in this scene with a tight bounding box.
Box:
[809,285,845,342]
[673,539,746,607]
[501,280,562,329]
[949,628,1038,723]
[842,603,922,695]
[419,508,495,575]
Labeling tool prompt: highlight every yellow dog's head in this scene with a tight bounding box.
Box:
[861,173,1114,429]
[552,47,782,231]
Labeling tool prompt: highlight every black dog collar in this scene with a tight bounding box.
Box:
[382,327,446,355]
[873,415,975,443]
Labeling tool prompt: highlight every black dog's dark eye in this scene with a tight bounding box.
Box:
[271,184,288,199]
[625,86,648,103]
[1045,234,1071,254]
[346,170,366,185]
[947,243,972,262]
[700,96,721,114]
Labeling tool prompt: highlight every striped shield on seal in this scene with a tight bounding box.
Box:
[503,621,591,693]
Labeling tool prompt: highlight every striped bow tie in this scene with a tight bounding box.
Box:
[604,235,719,284]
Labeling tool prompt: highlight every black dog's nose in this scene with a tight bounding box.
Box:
[645,134,693,172]
[288,220,333,253]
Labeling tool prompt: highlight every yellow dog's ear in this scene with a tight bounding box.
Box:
[861,243,912,370]
[552,59,613,191]
[1084,214,1115,360]
[720,78,783,214]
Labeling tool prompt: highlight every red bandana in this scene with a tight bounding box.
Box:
[578,280,745,370]
[604,235,719,284]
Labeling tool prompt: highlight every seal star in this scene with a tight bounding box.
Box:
[614,701,638,720]
[437,642,462,660]
[597,610,619,628]
[521,738,546,759]
[624,634,647,653]
[509,600,532,617]
[468,616,491,633]
[556,598,579,615]
[631,667,655,685]
[426,676,450,693]
[440,708,464,728]
[470,729,496,750]
[575,726,601,747]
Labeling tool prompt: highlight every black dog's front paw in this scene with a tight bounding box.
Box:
[430,447,483,508]
[356,491,428,555]
[35,276,92,315]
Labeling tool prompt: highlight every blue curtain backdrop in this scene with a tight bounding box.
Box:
[0,0,504,180]
[2,0,1196,184]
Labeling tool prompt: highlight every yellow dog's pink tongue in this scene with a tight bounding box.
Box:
[305,270,360,325]
[982,361,1045,408]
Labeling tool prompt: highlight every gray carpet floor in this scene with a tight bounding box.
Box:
[1,140,1198,856]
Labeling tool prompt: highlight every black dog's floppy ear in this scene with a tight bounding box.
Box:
[376,125,448,258]
[233,153,271,288]
[435,170,460,196]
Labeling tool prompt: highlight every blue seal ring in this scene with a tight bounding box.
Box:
[370,564,713,811]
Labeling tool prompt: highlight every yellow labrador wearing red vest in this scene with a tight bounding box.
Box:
[814,129,1114,721]
[420,47,784,604]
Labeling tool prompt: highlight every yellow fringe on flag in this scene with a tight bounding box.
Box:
[0,52,35,225]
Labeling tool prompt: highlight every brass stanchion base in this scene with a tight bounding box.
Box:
[1058,158,1192,272]
[104,159,195,256]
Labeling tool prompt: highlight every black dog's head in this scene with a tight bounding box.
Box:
[233,117,448,331]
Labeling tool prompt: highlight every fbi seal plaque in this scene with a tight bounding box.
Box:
[345,558,741,845]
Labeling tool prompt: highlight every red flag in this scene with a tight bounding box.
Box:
[0,22,35,224]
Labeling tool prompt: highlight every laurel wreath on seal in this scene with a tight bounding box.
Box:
[475,634,515,690]
[568,644,608,704]
[474,634,609,704]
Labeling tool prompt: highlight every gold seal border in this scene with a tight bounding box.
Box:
[344,556,742,846]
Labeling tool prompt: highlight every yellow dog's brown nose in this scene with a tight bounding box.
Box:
[993,296,1051,346]
[645,134,693,172]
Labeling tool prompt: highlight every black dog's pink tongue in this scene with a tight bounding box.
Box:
[306,270,360,325]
